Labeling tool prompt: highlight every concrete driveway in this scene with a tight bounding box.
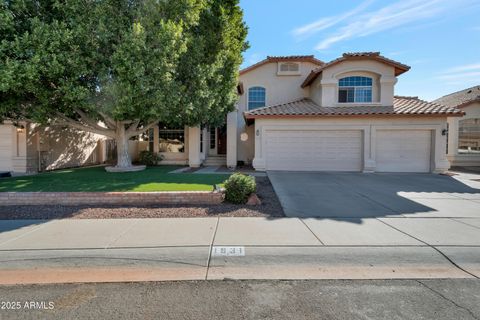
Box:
[268,171,480,219]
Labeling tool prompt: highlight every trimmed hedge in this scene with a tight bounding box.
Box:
[224,173,256,204]
[138,151,163,166]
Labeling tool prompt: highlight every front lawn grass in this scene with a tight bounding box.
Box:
[0,166,230,192]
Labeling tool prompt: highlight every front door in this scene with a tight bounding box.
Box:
[217,126,227,155]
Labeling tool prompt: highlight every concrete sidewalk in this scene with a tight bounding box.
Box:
[0,217,479,284]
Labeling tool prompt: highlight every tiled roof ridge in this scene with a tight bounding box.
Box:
[244,96,463,118]
[240,55,324,75]
[435,85,480,100]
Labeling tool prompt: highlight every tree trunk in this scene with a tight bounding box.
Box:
[115,123,132,168]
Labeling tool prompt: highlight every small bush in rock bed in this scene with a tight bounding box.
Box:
[224,173,256,204]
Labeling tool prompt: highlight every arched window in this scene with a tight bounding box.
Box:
[338,76,372,103]
[248,87,266,110]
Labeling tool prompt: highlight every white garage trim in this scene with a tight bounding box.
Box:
[253,120,449,173]
[375,129,432,173]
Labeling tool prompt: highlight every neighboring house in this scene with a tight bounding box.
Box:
[0,52,463,174]
[433,86,480,167]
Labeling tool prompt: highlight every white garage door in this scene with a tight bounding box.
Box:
[265,130,362,171]
[376,130,431,173]
[0,125,13,172]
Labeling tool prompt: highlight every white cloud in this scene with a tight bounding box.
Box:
[292,0,373,39]
[437,62,480,81]
[444,63,480,73]
[437,71,480,80]
[291,0,474,50]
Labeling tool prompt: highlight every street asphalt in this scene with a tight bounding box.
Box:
[0,279,479,320]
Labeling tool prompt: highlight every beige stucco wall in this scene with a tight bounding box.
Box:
[252,116,449,173]
[236,61,320,163]
[0,123,106,173]
[0,124,15,172]
[33,126,105,171]
[447,101,480,166]
[236,59,399,164]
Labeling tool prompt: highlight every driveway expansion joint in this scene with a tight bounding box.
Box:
[377,218,480,280]
[104,219,141,249]
[205,217,220,280]
[299,218,325,245]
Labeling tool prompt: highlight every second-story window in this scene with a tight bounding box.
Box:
[338,76,373,103]
[280,62,299,72]
[248,86,266,110]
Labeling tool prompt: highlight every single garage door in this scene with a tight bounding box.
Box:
[0,125,13,172]
[376,130,431,173]
[265,130,362,171]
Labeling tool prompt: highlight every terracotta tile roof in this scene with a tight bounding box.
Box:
[244,97,463,119]
[301,52,411,88]
[433,85,480,108]
[240,55,324,75]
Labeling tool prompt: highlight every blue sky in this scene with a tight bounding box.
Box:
[239,0,480,101]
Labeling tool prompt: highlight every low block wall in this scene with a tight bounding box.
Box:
[0,192,223,206]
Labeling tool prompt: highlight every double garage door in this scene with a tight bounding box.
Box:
[264,129,431,172]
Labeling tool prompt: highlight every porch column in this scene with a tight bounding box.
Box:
[188,126,202,167]
[363,126,375,173]
[153,125,159,153]
[433,126,450,173]
[226,111,237,168]
[447,117,458,157]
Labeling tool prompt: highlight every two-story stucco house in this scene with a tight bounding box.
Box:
[232,52,462,173]
[0,52,463,174]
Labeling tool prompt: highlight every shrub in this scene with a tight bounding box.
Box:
[138,151,163,166]
[224,173,256,204]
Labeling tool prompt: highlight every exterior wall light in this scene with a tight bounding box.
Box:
[16,125,25,133]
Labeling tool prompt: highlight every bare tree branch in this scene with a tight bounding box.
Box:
[128,121,158,138]
[52,113,116,138]
[98,112,116,129]
[126,119,140,134]
[74,109,112,132]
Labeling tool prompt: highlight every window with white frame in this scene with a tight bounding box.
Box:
[338,76,373,103]
[248,86,266,110]
[458,118,480,154]
[278,62,301,75]
[280,62,299,72]
[158,124,185,153]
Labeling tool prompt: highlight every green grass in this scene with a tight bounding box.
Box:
[0,166,230,192]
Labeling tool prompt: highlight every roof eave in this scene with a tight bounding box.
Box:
[244,112,464,120]
[301,57,411,88]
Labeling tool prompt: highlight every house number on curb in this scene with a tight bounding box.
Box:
[212,246,245,256]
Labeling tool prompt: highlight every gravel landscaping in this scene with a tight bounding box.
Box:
[0,177,284,219]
